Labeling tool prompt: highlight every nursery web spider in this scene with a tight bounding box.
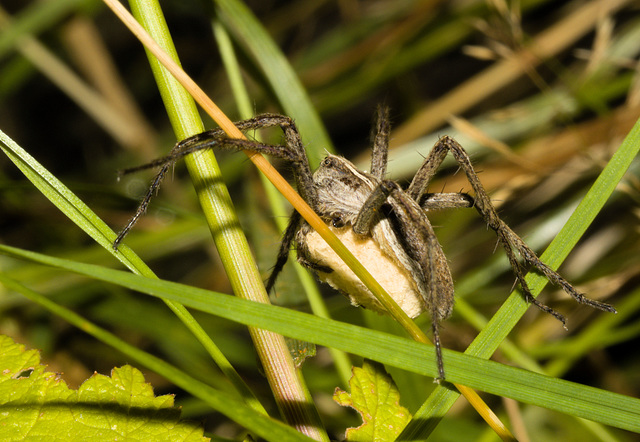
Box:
[114,107,616,379]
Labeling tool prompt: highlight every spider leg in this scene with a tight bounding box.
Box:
[114,114,318,250]
[370,105,390,179]
[392,188,453,380]
[113,162,171,249]
[420,192,474,211]
[354,180,453,379]
[266,211,299,292]
[117,117,286,175]
[119,114,317,207]
[264,211,332,293]
[411,136,616,317]
[295,254,333,274]
[352,181,391,235]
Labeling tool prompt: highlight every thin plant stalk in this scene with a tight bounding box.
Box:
[212,18,353,387]
[125,0,327,439]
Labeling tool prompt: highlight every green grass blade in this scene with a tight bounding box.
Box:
[0,128,265,414]
[0,0,90,59]
[125,2,327,438]
[2,244,639,433]
[401,115,640,437]
[213,0,333,164]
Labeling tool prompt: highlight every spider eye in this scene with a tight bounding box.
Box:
[321,157,334,167]
[332,216,345,228]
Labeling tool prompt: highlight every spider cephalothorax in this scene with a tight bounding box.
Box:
[115,107,616,379]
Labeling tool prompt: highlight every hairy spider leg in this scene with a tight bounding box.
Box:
[364,108,455,378]
[114,114,319,250]
[265,210,330,293]
[407,136,616,320]
[420,193,474,210]
[358,108,458,379]
[113,160,170,249]
[352,179,454,379]
[369,105,390,179]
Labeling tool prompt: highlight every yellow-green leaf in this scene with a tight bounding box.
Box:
[333,360,411,441]
[0,335,208,441]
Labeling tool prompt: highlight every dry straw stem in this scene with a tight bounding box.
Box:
[103,0,514,439]
[391,0,631,146]
[440,104,640,199]
[0,7,137,148]
[60,16,158,159]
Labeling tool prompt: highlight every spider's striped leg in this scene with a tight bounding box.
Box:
[413,136,616,317]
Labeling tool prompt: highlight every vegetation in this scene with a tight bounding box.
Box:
[1,0,639,440]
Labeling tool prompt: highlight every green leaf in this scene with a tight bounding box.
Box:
[0,335,208,441]
[334,360,411,441]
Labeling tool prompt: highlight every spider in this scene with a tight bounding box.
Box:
[114,106,616,379]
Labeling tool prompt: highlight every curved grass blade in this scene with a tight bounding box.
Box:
[1,244,639,433]
[401,111,640,438]
[0,128,265,414]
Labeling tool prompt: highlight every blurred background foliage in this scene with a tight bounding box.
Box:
[0,0,639,440]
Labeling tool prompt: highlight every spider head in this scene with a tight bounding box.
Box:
[312,154,378,224]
